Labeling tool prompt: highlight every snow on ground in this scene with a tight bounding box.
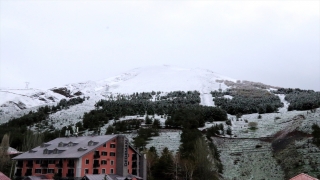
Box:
[227,109,320,138]
[146,130,181,154]
[276,94,289,113]
[223,95,233,99]
[1,65,236,124]
[124,129,181,154]
[0,88,64,107]
[212,137,284,180]
[200,93,215,106]
[98,65,235,94]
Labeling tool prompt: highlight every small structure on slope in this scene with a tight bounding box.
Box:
[290,173,318,180]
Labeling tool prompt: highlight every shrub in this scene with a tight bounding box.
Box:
[248,122,258,130]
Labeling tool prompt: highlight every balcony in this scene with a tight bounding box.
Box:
[132,154,137,161]
[132,162,137,168]
[66,173,74,177]
[26,163,33,168]
[67,163,75,168]
[93,163,100,168]
[93,154,100,159]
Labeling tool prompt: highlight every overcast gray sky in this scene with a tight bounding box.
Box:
[1,0,319,90]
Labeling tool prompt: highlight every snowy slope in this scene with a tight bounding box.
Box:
[99,65,235,94]
[0,65,238,124]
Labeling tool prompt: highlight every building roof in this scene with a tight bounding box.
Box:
[290,173,319,180]
[83,174,112,180]
[23,175,52,180]
[0,172,10,180]
[84,174,142,180]
[13,135,117,160]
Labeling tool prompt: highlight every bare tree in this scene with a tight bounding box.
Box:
[172,152,181,180]
[0,134,10,172]
[181,158,196,180]
[22,130,44,151]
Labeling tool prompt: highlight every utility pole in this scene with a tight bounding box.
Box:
[25,82,30,89]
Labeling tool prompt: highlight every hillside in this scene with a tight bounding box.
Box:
[1,65,320,179]
[0,65,237,123]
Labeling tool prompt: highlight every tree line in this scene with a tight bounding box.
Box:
[0,97,85,150]
[273,88,320,111]
[83,91,227,131]
[212,88,283,115]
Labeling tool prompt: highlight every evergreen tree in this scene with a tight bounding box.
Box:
[152,147,174,180]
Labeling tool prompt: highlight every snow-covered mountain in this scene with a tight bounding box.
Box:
[0,65,271,123]
[0,65,233,106]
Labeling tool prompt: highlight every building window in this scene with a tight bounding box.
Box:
[43,149,48,154]
[35,160,40,164]
[84,169,89,174]
[42,169,48,174]
[48,169,54,174]
[53,149,58,154]
[111,160,114,165]
[58,142,64,147]
[110,144,116,148]
[88,140,94,146]
[101,160,107,165]
[110,152,115,156]
[85,159,89,164]
[48,160,55,164]
[128,161,129,165]
[35,169,41,174]
[102,169,106,174]
[110,169,114,174]
[93,169,99,174]
[101,151,107,156]
[103,143,106,147]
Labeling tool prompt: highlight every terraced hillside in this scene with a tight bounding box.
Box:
[212,137,284,180]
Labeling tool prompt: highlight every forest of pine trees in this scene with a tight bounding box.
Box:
[276,88,320,111]
[212,88,283,115]
[0,97,85,150]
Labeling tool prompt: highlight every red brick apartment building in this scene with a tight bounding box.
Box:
[12,135,146,180]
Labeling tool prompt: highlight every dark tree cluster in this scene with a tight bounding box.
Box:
[133,127,159,151]
[206,124,225,138]
[312,124,320,147]
[212,88,283,115]
[0,97,85,150]
[165,106,227,128]
[272,88,320,110]
[54,97,85,110]
[112,119,142,132]
[83,91,227,131]
[286,92,320,111]
[274,88,315,94]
